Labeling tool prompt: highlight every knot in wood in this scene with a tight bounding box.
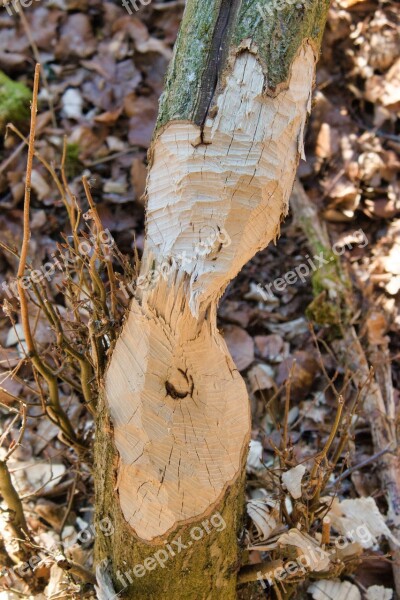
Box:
[165,368,192,399]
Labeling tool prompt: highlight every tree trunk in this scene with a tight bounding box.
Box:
[94,2,329,598]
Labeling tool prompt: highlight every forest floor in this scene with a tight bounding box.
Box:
[0,0,399,598]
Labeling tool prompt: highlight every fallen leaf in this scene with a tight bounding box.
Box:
[366,586,393,600]
[61,88,83,120]
[365,58,400,111]
[56,13,96,59]
[0,369,22,404]
[277,351,318,399]
[308,579,361,600]
[247,364,275,393]
[45,564,71,599]
[327,497,400,548]
[278,529,330,571]
[266,318,308,339]
[127,95,158,148]
[35,500,68,530]
[244,282,279,305]
[94,107,123,125]
[383,241,400,275]
[33,418,60,454]
[31,169,51,202]
[281,464,306,500]
[386,276,400,296]
[358,152,384,184]
[223,325,254,371]
[254,334,287,362]
[366,311,388,345]
[326,176,361,212]
[9,459,66,496]
[247,499,280,541]
[315,122,339,162]
[247,440,264,472]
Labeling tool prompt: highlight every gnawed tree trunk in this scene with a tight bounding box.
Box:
[95,2,329,598]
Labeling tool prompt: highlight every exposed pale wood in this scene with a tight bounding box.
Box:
[107,281,250,542]
[105,44,316,543]
[144,46,315,317]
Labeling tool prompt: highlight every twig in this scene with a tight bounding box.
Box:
[59,473,78,536]
[16,65,80,446]
[7,124,75,222]
[0,460,29,539]
[82,175,117,323]
[83,147,137,167]
[0,140,25,175]
[3,405,27,461]
[237,560,284,585]
[310,395,344,484]
[329,446,393,488]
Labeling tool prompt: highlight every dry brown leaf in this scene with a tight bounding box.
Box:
[0,369,22,404]
[277,351,318,399]
[31,169,51,202]
[45,564,73,599]
[35,500,68,530]
[254,334,288,363]
[361,10,400,72]
[326,176,360,211]
[358,152,384,184]
[7,171,25,205]
[386,276,400,296]
[56,13,96,59]
[223,325,254,371]
[94,107,123,125]
[33,418,60,454]
[0,345,20,369]
[127,95,158,148]
[247,364,275,393]
[266,318,308,339]
[364,198,399,220]
[366,311,388,345]
[365,58,400,111]
[315,122,339,162]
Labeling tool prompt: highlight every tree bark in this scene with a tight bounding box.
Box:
[94,2,329,598]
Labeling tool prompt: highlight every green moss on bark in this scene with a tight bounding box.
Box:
[0,71,31,133]
[233,0,330,89]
